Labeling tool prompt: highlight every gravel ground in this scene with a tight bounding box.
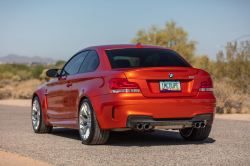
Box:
[0,149,53,166]
[0,105,249,166]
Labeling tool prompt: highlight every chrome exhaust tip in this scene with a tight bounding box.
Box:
[200,122,206,128]
[193,122,201,128]
[143,123,150,130]
[135,123,143,130]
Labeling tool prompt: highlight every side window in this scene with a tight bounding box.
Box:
[61,51,89,76]
[78,50,99,73]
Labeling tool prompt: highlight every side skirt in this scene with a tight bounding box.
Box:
[48,118,78,129]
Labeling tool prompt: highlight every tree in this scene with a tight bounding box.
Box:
[131,20,198,64]
[194,55,212,72]
[214,40,250,93]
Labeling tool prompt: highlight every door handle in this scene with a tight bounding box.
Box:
[66,82,72,87]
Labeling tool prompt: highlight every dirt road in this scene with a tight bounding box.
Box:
[0,100,249,165]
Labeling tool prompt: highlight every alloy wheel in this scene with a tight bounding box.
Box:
[79,102,92,140]
[32,99,40,130]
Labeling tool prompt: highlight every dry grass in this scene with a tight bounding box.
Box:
[0,79,43,99]
[213,78,250,114]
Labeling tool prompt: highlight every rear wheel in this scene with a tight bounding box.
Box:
[32,96,53,133]
[179,125,212,141]
[78,99,110,145]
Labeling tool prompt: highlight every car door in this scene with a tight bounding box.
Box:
[46,51,89,119]
[70,50,100,118]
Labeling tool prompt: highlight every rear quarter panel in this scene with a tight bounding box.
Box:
[71,70,126,118]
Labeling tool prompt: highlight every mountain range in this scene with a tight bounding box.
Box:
[0,54,56,64]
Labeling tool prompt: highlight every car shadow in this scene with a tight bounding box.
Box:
[51,128,215,146]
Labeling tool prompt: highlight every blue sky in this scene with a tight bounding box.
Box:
[0,0,250,61]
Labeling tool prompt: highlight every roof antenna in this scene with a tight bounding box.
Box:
[136,42,143,48]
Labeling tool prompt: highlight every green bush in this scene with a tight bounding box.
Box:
[2,72,14,79]
[0,64,29,74]
[31,65,46,78]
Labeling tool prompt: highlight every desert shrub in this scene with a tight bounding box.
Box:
[0,64,29,74]
[16,89,33,99]
[0,89,13,99]
[31,65,46,78]
[2,72,14,79]
[17,79,43,91]
[0,73,2,80]
[39,69,50,83]
[16,70,32,81]
[0,79,13,88]
[213,79,250,114]
[12,75,21,86]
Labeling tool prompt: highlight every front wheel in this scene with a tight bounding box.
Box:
[32,96,53,133]
[179,125,212,141]
[78,99,110,145]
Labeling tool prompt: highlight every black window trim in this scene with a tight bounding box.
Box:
[77,49,100,74]
[59,49,100,76]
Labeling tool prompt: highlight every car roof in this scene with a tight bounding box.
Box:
[78,44,172,53]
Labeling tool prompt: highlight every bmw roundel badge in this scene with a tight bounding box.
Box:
[169,73,174,78]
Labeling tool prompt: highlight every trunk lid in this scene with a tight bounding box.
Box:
[121,67,203,98]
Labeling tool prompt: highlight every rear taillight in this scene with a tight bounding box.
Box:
[108,78,141,93]
[199,78,213,91]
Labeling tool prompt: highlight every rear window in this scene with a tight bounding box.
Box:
[105,48,191,69]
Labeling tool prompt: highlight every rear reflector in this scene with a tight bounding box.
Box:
[109,78,141,93]
[199,88,213,91]
[199,78,213,91]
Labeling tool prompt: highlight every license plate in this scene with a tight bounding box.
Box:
[159,80,181,92]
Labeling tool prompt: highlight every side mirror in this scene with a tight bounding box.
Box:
[46,69,59,77]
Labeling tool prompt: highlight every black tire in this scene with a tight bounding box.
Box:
[78,98,110,145]
[179,125,212,141]
[32,96,53,133]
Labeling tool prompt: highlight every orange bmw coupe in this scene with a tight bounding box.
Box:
[31,43,216,145]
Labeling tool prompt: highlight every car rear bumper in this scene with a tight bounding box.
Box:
[126,113,213,127]
[90,92,216,129]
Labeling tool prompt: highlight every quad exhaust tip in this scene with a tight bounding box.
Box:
[143,123,150,130]
[193,122,206,129]
[200,122,205,128]
[135,123,150,130]
[194,122,201,128]
[136,123,143,130]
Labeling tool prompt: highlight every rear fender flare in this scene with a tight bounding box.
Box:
[78,94,102,128]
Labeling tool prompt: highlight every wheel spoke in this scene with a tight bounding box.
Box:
[35,100,39,111]
[33,102,36,112]
[83,104,88,116]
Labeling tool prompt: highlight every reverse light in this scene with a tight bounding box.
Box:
[199,78,213,91]
[109,78,141,93]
